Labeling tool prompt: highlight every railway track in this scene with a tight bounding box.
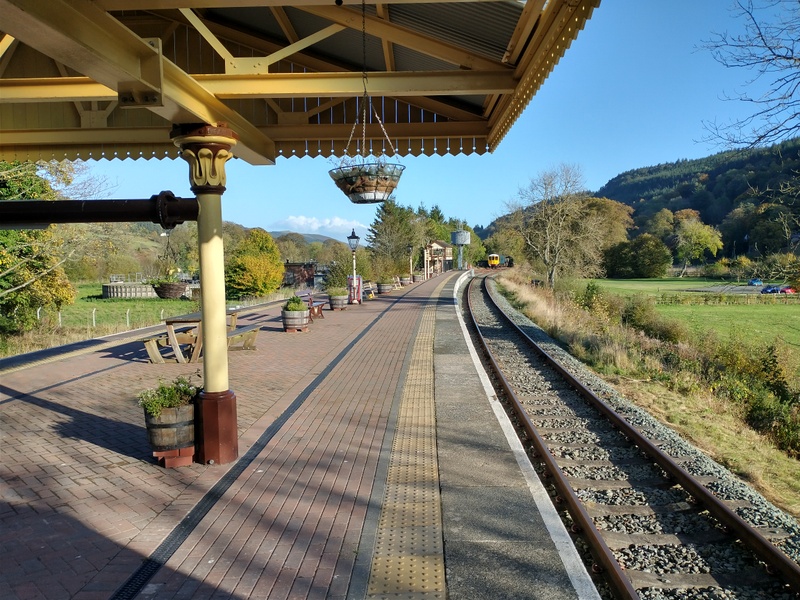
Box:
[464,274,800,600]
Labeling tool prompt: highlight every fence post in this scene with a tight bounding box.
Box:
[126,308,130,328]
[92,308,96,328]
[58,311,62,327]
[37,307,41,320]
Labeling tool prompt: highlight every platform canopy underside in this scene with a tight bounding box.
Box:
[0,0,599,165]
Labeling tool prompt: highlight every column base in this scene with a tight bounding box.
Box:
[195,389,238,465]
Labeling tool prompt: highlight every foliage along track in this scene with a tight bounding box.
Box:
[464,273,800,600]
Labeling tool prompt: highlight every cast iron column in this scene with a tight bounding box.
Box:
[171,123,239,465]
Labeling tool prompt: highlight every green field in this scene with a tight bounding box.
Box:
[44,283,196,330]
[587,278,800,376]
[656,303,799,348]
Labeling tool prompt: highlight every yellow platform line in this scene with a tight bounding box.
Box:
[367,289,445,599]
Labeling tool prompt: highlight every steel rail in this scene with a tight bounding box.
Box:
[466,277,640,599]
[476,275,800,595]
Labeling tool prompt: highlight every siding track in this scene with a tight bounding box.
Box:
[465,275,800,600]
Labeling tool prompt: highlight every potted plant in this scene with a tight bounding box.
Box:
[137,376,198,467]
[326,287,349,311]
[282,295,310,332]
[413,272,425,283]
[376,275,394,294]
[400,273,412,286]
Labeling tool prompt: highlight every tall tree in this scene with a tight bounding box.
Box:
[675,218,724,276]
[367,200,420,274]
[224,229,284,299]
[506,164,605,288]
[0,161,77,333]
[604,234,672,279]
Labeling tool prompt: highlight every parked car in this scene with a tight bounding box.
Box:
[748,278,763,286]
[779,286,796,294]
[761,285,780,294]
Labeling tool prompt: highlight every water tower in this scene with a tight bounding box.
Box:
[450,229,470,270]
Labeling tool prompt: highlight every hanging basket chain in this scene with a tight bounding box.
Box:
[341,0,397,160]
[328,0,404,204]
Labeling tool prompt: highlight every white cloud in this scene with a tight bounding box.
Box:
[274,215,367,236]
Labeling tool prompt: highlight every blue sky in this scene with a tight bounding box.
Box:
[88,1,773,240]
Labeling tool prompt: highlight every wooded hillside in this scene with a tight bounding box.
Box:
[596,138,800,228]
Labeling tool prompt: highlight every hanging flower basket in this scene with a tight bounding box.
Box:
[154,282,188,299]
[329,162,405,204]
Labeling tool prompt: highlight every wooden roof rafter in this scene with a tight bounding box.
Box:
[0,0,601,163]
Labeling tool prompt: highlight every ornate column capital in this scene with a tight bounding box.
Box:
[171,123,239,195]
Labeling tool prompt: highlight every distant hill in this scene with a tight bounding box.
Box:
[595,137,800,227]
[475,137,800,239]
[269,231,337,244]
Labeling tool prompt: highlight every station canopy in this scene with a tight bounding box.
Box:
[0,0,600,165]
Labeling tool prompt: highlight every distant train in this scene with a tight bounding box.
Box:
[484,254,513,269]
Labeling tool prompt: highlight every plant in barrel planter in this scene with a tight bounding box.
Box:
[376,275,394,294]
[400,274,412,286]
[137,376,198,468]
[282,296,310,332]
[326,287,349,311]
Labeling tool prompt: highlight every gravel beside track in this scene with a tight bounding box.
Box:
[467,275,800,600]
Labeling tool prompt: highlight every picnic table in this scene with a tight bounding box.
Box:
[142,308,252,364]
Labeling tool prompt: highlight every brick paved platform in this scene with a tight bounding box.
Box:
[0,272,597,600]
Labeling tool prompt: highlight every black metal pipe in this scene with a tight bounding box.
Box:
[0,191,198,229]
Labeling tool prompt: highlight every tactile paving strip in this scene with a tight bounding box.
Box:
[367,302,445,599]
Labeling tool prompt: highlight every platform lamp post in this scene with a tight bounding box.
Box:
[407,245,413,280]
[347,229,360,304]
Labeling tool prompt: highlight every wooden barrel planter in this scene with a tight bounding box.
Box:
[377,282,394,294]
[282,309,310,332]
[400,277,412,286]
[143,404,195,467]
[413,274,425,283]
[328,295,349,311]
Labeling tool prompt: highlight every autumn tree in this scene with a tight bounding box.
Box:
[506,164,607,288]
[0,161,77,333]
[675,217,724,276]
[224,229,284,300]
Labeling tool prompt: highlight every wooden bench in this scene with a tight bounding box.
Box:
[141,327,197,364]
[227,323,260,350]
[298,290,326,322]
[362,281,375,300]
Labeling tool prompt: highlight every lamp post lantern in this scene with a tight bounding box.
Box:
[347,229,360,304]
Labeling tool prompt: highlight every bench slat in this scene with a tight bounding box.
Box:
[227,323,260,350]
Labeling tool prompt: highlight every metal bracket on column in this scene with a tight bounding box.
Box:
[154,190,197,229]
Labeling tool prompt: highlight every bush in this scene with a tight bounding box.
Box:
[283,296,307,311]
[326,287,348,297]
[137,376,197,418]
[622,295,688,343]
